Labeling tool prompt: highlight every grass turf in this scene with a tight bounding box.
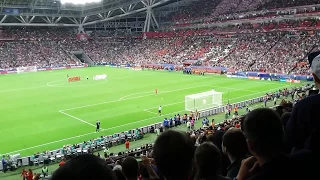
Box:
[0,99,286,180]
[0,67,300,156]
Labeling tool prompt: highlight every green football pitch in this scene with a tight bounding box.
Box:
[0,67,299,156]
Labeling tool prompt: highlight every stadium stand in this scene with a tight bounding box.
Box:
[1,0,320,180]
[1,24,318,75]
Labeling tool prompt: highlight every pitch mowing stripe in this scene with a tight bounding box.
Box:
[4,84,291,155]
[0,85,48,93]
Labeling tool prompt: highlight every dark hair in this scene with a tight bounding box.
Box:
[153,130,194,180]
[139,163,150,179]
[243,108,284,156]
[51,154,116,180]
[207,130,224,151]
[122,156,139,179]
[281,112,291,127]
[222,128,248,159]
[195,142,221,178]
[114,170,126,180]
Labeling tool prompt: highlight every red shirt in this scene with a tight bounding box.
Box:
[28,172,33,180]
[125,141,130,149]
[59,160,66,167]
[235,124,241,129]
[21,170,27,178]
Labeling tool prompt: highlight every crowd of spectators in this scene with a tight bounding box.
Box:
[1,26,319,76]
[169,0,320,25]
[0,27,318,76]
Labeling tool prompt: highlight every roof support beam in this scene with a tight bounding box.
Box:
[0,15,8,23]
[83,0,172,26]
[54,17,62,23]
[0,23,78,27]
[29,16,35,23]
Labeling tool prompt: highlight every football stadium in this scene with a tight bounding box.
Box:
[0,0,319,180]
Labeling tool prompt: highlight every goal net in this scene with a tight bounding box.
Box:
[17,66,37,73]
[185,90,223,112]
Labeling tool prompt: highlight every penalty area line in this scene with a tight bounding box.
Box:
[144,109,159,115]
[59,111,95,127]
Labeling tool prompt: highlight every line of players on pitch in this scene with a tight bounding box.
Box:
[67,74,89,80]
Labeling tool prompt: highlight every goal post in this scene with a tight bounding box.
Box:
[185,90,223,112]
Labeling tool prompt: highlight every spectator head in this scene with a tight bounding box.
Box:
[114,169,126,180]
[207,130,224,151]
[222,128,248,160]
[153,130,194,180]
[281,112,291,127]
[243,108,284,158]
[122,156,139,180]
[195,142,221,179]
[308,51,320,88]
[51,154,116,180]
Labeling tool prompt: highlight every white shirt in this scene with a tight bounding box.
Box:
[187,121,191,128]
[159,106,162,110]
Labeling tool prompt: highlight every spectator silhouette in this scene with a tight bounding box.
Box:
[153,130,194,180]
[222,128,248,178]
[238,108,314,180]
[122,156,139,180]
[51,154,116,180]
[195,142,230,180]
[114,169,126,180]
[286,51,320,153]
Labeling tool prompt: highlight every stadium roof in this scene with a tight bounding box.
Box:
[0,0,183,27]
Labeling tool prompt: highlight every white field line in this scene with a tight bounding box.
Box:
[119,92,155,101]
[0,70,291,93]
[59,111,96,127]
[5,85,291,155]
[118,85,210,100]
[144,109,159,115]
[60,85,210,126]
[219,86,257,93]
[61,85,260,112]
[47,80,109,88]
[0,85,48,93]
[143,88,261,111]
[60,85,211,112]
[0,72,156,93]
[143,85,291,113]
[119,86,256,101]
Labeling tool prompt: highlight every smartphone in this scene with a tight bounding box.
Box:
[308,89,319,96]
